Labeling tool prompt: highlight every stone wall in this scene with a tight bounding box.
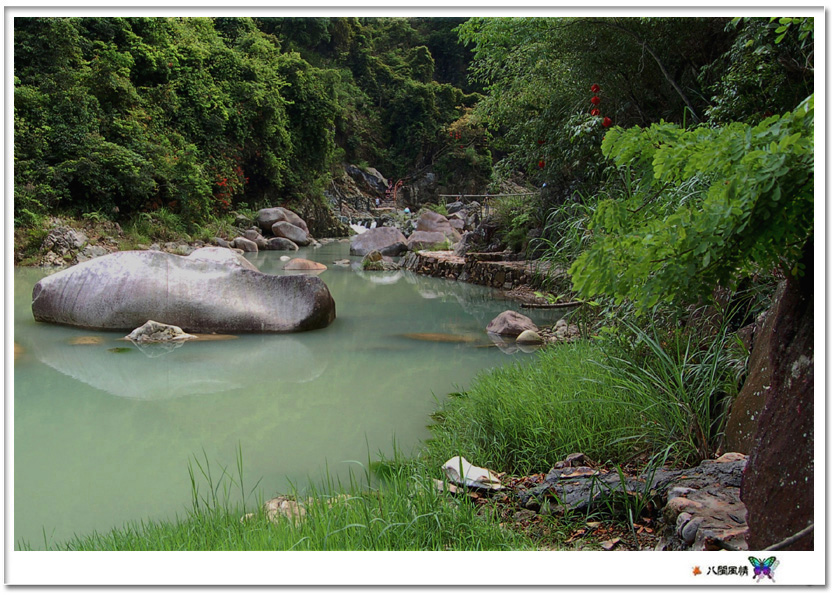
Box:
[403,250,560,289]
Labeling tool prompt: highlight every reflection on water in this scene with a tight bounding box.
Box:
[13,241,561,548]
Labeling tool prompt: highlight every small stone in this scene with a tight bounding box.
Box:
[126,320,198,343]
[680,516,703,545]
[513,509,537,523]
[516,329,543,344]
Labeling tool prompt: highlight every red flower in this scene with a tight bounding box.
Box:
[602,117,613,128]
[538,160,545,169]
[591,84,600,93]
[591,108,600,116]
[537,139,545,145]
[591,96,601,105]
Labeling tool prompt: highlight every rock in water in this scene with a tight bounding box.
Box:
[126,320,198,343]
[349,226,408,257]
[266,237,299,251]
[284,258,327,272]
[516,329,543,344]
[272,221,311,246]
[232,237,258,253]
[486,310,538,336]
[31,250,336,333]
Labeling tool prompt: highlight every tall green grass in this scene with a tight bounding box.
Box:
[592,319,743,467]
[425,326,742,475]
[425,341,640,475]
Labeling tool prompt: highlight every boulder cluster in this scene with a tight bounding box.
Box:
[219,207,315,253]
[485,310,580,351]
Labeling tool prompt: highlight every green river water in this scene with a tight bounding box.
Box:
[12,240,557,549]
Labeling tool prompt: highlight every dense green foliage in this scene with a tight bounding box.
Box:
[458,16,814,310]
[457,17,733,200]
[571,95,814,310]
[13,16,479,228]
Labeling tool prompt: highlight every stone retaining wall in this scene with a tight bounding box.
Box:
[403,250,562,289]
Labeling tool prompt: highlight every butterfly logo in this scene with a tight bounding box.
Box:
[748,556,779,582]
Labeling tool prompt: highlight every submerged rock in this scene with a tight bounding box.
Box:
[284,258,327,272]
[31,250,336,333]
[68,336,105,346]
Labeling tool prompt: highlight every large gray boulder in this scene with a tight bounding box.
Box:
[416,211,462,243]
[272,221,311,246]
[31,250,336,333]
[345,164,388,195]
[349,227,408,257]
[406,230,448,251]
[256,207,310,235]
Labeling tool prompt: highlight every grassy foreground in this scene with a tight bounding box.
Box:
[25,330,738,551]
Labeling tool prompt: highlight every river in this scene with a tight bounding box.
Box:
[12,240,556,548]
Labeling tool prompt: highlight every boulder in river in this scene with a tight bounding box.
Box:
[516,329,543,344]
[349,226,408,257]
[266,237,299,251]
[486,310,538,336]
[284,258,327,272]
[31,250,336,333]
[272,221,311,246]
[232,237,258,253]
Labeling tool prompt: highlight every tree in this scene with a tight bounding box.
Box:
[569,94,814,311]
[457,17,731,201]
